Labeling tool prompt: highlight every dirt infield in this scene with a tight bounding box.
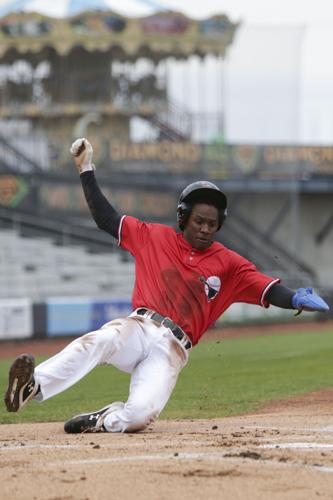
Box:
[1,391,333,500]
[1,321,333,499]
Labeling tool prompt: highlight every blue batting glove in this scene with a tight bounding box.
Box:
[292,287,329,313]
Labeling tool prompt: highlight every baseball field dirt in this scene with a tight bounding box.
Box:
[1,321,333,500]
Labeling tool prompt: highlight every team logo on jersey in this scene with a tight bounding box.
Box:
[199,275,221,301]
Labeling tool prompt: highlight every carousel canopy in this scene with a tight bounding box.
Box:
[0,1,238,59]
[0,0,163,18]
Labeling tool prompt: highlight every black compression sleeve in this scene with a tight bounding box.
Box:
[80,171,121,239]
[265,283,295,309]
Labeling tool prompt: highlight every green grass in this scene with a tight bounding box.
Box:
[1,327,333,424]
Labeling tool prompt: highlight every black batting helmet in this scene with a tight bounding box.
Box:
[177,181,227,231]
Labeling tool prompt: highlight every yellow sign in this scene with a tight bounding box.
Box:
[0,175,28,207]
[110,142,201,163]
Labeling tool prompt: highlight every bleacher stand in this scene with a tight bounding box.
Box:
[0,228,134,300]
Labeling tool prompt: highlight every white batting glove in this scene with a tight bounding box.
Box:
[70,138,96,174]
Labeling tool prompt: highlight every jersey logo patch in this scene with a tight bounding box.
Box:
[199,276,221,301]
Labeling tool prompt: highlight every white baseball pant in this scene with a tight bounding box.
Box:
[33,313,189,432]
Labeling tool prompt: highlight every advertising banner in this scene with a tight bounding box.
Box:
[90,299,132,331]
[46,297,132,337]
[46,298,92,337]
[107,142,333,179]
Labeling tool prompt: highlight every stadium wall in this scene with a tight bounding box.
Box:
[0,298,132,341]
[1,296,331,341]
[233,192,333,286]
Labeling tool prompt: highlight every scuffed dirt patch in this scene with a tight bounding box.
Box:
[257,387,333,415]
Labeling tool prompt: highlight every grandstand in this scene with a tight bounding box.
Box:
[0,225,134,301]
[0,6,332,339]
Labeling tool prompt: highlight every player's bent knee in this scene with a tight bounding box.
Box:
[123,402,159,432]
[103,401,159,432]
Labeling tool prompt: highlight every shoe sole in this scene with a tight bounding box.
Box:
[4,354,35,412]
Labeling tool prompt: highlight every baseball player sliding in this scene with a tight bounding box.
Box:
[4,138,329,433]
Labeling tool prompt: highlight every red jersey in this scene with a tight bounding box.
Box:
[119,215,279,345]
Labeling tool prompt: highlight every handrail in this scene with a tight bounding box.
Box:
[220,212,316,284]
[143,98,192,141]
[232,210,315,279]
[0,134,43,173]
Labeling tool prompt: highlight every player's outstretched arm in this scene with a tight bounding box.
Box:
[266,283,329,314]
[70,138,121,239]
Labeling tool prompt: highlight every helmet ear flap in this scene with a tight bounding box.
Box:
[218,210,227,230]
[177,202,191,231]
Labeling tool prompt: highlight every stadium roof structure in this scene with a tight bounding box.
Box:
[0,4,238,59]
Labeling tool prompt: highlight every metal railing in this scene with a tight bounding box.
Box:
[220,211,317,288]
[0,134,43,173]
[142,99,192,141]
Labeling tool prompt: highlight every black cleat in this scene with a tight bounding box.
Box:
[64,404,116,433]
[4,354,38,412]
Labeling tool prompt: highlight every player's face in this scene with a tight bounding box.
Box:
[183,203,219,250]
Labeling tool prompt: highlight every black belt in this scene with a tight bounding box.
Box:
[135,308,192,350]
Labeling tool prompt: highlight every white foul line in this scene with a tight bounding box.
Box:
[243,425,333,433]
[2,444,333,474]
[0,440,208,452]
[51,452,210,465]
[260,442,333,450]
[45,452,333,475]
[0,444,83,451]
[3,441,332,453]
